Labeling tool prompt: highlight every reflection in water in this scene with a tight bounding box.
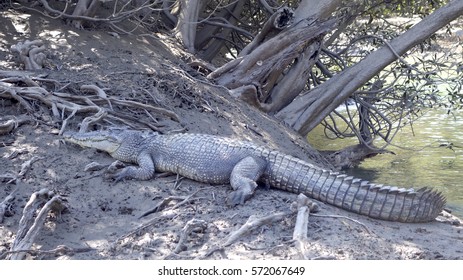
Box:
[308,109,463,218]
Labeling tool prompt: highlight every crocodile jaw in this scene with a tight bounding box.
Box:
[63,130,122,154]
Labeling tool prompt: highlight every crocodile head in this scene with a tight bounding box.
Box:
[62,130,127,154]
[62,129,153,157]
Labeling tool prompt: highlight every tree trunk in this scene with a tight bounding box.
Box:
[293,0,342,21]
[276,0,463,135]
[195,0,246,61]
[208,7,334,109]
[70,0,100,29]
[174,0,202,52]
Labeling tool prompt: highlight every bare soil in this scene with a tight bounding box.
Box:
[1,10,462,260]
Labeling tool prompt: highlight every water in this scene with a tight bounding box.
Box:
[308,109,463,218]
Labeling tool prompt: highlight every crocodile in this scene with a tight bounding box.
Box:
[63,129,446,223]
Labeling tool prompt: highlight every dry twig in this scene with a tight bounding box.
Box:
[310,213,371,234]
[138,187,208,218]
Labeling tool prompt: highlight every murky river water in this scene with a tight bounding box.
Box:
[308,109,463,218]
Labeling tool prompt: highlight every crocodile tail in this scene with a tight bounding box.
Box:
[264,153,446,222]
[308,171,446,223]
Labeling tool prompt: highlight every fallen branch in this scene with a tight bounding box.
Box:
[223,211,291,247]
[292,194,319,259]
[8,188,66,260]
[114,212,176,245]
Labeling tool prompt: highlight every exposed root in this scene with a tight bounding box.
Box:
[1,156,43,185]
[10,40,47,70]
[138,196,186,218]
[0,71,181,133]
[0,115,33,135]
[204,210,292,258]
[0,187,18,224]
[205,195,323,259]
[7,188,66,260]
[0,245,95,259]
[172,218,208,254]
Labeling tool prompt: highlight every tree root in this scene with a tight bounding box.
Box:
[10,40,47,70]
[0,71,181,133]
[204,210,291,258]
[0,114,32,135]
[1,245,95,259]
[0,156,43,185]
[0,187,18,224]
[208,17,334,109]
[172,218,208,254]
[7,188,66,260]
[114,212,176,245]
[205,194,321,259]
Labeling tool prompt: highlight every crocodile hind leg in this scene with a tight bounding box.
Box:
[226,156,267,206]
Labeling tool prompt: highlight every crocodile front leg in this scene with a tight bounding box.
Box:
[113,151,155,182]
[226,156,267,206]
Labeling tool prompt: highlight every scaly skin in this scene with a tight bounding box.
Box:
[63,129,446,223]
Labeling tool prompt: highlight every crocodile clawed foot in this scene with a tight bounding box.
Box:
[112,174,125,184]
[110,168,133,183]
[226,189,253,207]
